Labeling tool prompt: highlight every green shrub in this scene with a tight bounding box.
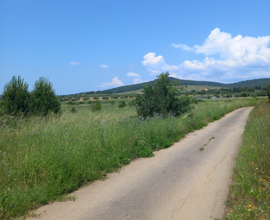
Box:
[29,77,61,116]
[110,100,115,105]
[83,97,89,101]
[135,72,192,117]
[70,107,76,113]
[79,101,85,105]
[118,100,126,108]
[67,101,76,105]
[87,101,92,104]
[91,100,102,111]
[93,96,99,100]
[241,92,248,97]
[102,96,109,100]
[128,99,136,106]
[1,76,30,116]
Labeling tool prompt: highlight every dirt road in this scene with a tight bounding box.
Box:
[28,107,253,220]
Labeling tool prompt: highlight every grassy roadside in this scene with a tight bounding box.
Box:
[0,98,265,219]
[225,101,270,219]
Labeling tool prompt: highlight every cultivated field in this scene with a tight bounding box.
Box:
[0,98,267,219]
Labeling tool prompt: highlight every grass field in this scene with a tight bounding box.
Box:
[0,98,266,219]
[225,101,270,219]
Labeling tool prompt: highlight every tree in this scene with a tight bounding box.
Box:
[29,77,61,115]
[241,92,248,98]
[1,76,30,116]
[135,72,192,118]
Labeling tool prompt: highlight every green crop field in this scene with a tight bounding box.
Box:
[0,98,267,219]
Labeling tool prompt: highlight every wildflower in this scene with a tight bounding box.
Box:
[0,151,1,153]
[249,204,252,207]
[3,152,6,154]
[104,130,107,132]
[248,209,252,212]
[32,130,34,132]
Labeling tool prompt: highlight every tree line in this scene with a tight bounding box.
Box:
[0,76,61,116]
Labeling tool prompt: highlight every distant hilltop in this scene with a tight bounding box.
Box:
[95,77,270,94]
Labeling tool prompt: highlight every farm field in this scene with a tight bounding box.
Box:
[0,98,267,219]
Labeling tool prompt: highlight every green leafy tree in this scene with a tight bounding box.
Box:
[1,76,30,116]
[29,77,61,115]
[241,92,248,98]
[135,72,192,117]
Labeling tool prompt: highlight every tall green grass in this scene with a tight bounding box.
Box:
[0,98,265,219]
[225,101,270,219]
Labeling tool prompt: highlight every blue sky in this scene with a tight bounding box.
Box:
[1,0,270,95]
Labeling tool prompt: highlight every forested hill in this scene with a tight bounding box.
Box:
[226,78,270,88]
[98,77,270,94]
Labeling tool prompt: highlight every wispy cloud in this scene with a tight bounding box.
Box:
[127,72,140,77]
[99,64,109,68]
[69,61,81,65]
[126,72,142,84]
[171,43,193,51]
[100,77,124,88]
[133,78,143,84]
[143,28,270,82]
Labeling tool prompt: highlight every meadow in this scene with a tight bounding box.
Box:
[225,101,270,219]
[0,98,266,219]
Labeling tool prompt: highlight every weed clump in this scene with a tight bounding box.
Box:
[91,100,102,111]
[118,101,126,108]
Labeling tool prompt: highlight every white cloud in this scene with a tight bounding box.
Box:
[100,77,124,88]
[171,43,193,51]
[133,78,143,84]
[69,61,81,65]
[142,52,165,65]
[127,72,140,77]
[99,64,109,68]
[126,72,142,84]
[169,73,182,79]
[144,28,270,82]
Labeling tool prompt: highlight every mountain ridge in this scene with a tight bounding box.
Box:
[98,77,270,94]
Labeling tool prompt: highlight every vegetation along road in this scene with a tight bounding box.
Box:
[28,107,253,220]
